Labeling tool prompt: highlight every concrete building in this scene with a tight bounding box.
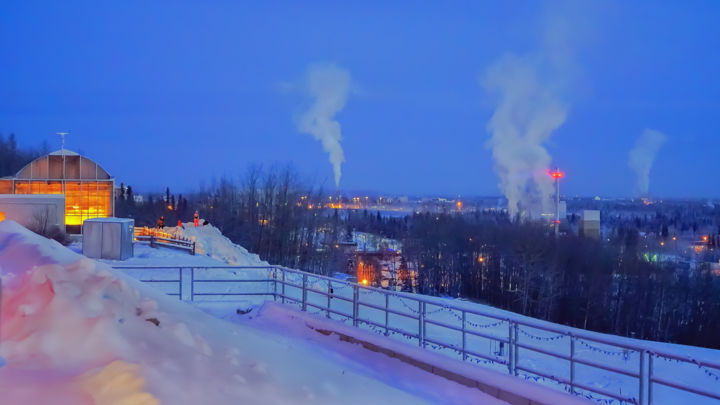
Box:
[0,148,114,233]
[580,210,601,239]
[0,194,65,232]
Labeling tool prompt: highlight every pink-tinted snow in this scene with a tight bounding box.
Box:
[0,220,507,404]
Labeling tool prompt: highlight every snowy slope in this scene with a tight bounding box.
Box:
[0,220,506,405]
[109,228,720,405]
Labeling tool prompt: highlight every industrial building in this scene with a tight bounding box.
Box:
[0,148,114,233]
[580,210,601,239]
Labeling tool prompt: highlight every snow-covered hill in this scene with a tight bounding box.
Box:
[105,223,720,405]
[165,222,267,266]
[0,220,506,405]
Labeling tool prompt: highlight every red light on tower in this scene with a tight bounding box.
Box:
[548,167,564,238]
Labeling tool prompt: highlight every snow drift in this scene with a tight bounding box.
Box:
[164,222,266,266]
[0,221,478,404]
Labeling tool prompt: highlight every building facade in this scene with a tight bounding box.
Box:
[0,149,114,233]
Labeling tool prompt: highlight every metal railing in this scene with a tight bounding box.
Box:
[112,264,720,405]
[134,227,196,255]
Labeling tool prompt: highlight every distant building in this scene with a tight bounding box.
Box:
[0,149,114,233]
[0,194,65,232]
[580,210,601,239]
[559,201,567,221]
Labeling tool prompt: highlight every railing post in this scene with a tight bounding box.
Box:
[281,269,286,304]
[570,333,575,395]
[272,268,278,303]
[461,310,467,362]
[190,267,194,302]
[419,301,426,348]
[640,350,646,405]
[384,293,389,336]
[352,285,359,327]
[302,274,308,312]
[648,352,654,405]
[508,320,514,375]
[326,280,331,318]
[513,322,519,376]
[178,267,183,300]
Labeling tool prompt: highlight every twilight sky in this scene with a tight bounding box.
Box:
[1,1,718,198]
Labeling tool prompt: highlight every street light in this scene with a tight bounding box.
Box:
[548,168,565,238]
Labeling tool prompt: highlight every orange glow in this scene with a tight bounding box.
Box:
[362,279,368,285]
[702,235,709,243]
[0,211,5,222]
[259,219,269,225]
[456,201,463,209]
[167,205,173,210]
[549,170,565,180]
[672,236,677,241]
[13,180,112,226]
[478,256,485,263]
[660,241,665,246]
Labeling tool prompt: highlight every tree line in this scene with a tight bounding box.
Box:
[0,133,47,177]
[117,165,720,349]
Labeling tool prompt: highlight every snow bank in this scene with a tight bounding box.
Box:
[0,220,497,404]
[164,222,266,266]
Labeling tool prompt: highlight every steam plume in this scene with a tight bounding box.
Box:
[297,63,351,188]
[482,55,567,219]
[628,129,667,197]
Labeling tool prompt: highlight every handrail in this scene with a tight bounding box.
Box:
[113,264,720,405]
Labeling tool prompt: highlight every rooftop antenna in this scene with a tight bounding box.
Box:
[56,132,69,154]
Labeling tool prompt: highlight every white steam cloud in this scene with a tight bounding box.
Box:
[628,129,667,197]
[481,1,592,220]
[482,55,567,219]
[297,63,352,188]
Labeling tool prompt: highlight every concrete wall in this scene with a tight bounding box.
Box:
[0,194,65,232]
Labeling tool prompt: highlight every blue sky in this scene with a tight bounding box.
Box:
[1,1,718,197]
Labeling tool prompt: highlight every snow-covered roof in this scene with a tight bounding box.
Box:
[48,148,80,156]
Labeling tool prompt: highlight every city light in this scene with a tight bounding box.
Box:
[548,169,565,180]
[362,279,368,285]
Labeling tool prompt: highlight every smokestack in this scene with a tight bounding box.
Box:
[297,63,352,189]
[482,55,567,220]
[628,129,667,197]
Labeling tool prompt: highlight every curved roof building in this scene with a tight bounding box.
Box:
[0,148,114,233]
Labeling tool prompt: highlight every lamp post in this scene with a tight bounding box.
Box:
[549,168,565,238]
